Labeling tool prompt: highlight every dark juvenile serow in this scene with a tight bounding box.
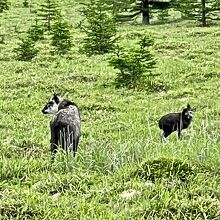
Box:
[42,93,81,157]
[158,104,193,139]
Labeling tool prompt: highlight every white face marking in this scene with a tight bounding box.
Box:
[48,101,59,114]
[185,110,193,119]
[188,111,193,117]
[43,100,59,115]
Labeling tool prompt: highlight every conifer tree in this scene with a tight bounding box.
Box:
[27,23,44,42]
[14,21,44,61]
[37,0,60,31]
[172,0,220,26]
[50,17,73,55]
[157,9,169,22]
[14,0,73,60]
[109,35,157,89]
[14,37,39,61]
[79,0,117,55]
[117,0,173,25]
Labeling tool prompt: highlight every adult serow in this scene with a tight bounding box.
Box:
[42,93,81,158]
[158,104,193,140]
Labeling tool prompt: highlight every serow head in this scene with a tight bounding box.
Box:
[182,103,193,120]
[42,93,62,115]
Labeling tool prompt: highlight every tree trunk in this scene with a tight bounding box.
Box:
[142,0,150,25]
[201,0,206,26]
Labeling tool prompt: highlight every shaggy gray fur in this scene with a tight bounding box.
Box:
[42,94,81,158]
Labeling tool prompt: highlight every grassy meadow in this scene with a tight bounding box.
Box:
[0,0,220,219]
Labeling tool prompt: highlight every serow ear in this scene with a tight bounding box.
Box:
[187,103,191,109]
[53,93,60,104]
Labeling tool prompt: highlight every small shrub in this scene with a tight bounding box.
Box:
[109,35,157,89]
[131,157,195,182]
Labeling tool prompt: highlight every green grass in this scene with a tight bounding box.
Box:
[0,0,220,219]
